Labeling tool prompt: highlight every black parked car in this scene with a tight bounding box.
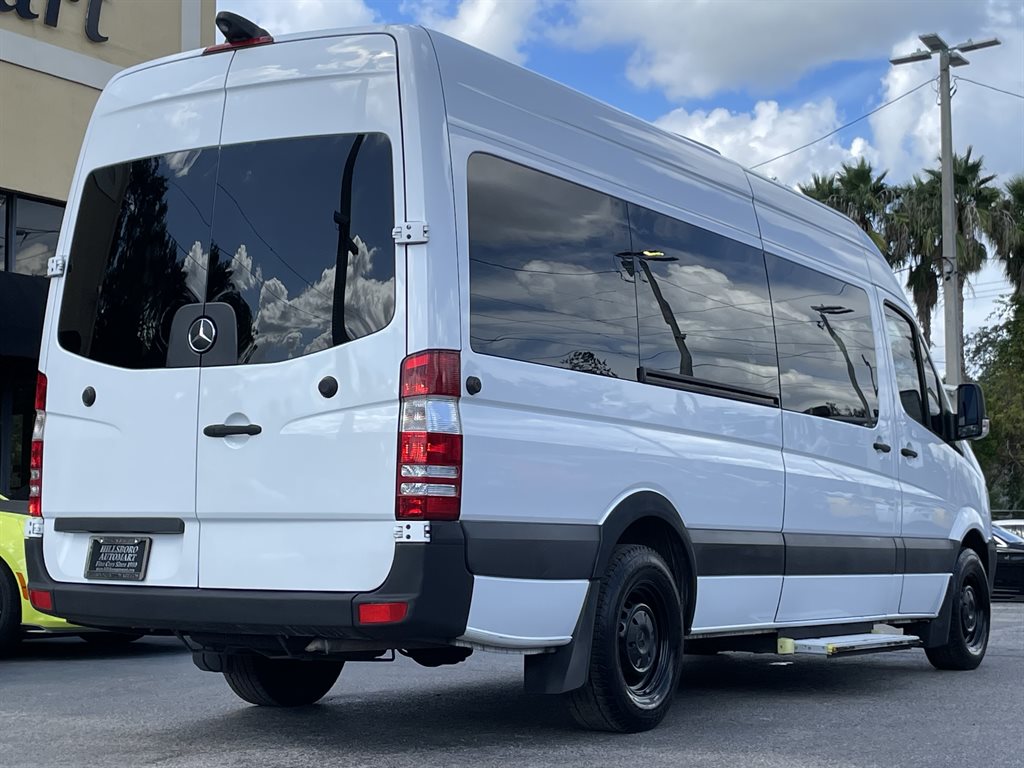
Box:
[993,525,1024,600]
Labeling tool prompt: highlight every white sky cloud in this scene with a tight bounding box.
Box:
[656,99,876,188]
[222,0,376,36]
[556,0,991,100]
[405,0,539,64]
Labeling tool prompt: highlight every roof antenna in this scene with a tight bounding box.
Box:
[215,11,270,43]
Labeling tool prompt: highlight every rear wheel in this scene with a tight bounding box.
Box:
[0,565,22,656]
[925,548,991,671]
[567,544,683,733]
[224,655,343,707]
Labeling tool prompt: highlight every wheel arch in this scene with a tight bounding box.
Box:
[596,491,697,633]
[960,528,990,575]
[523,490,697,695]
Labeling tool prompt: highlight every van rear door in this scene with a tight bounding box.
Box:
[193,35,406,591]
[42,55,230,587]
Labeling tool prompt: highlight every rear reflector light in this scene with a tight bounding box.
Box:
[29,372,46,518]
[29,589,53,611]
[397,351,463,521]
[357,601,408,625]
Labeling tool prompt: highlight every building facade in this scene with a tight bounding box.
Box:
[0,0,216,498]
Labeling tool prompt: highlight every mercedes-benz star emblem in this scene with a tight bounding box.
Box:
[188,317,217,354]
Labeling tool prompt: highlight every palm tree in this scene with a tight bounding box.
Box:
[988,175,1024,299]
[799,160,891,253]
[886,147,1002,363]
[798,172,838,205]
[887,178,941,344]
[832,158,890,253]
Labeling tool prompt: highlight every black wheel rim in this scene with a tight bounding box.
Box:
[617,577,676,709]
[959,577,988,654]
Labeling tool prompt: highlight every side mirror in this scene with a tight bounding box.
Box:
[955,383,989,441]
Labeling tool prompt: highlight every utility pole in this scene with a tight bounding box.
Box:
[891,34,1000,387]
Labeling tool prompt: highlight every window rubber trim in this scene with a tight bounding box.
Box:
[637,366,780,407]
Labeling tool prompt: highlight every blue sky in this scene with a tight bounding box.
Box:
[223,0,1024,370]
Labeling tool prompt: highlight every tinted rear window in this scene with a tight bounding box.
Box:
[59,150,219,369]
[58,134,395,369]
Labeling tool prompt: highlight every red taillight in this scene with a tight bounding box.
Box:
[202,35,274,55]
[401,350,461,398]
[34,372,47,410]
[29,372,46,518]
[357,601,408,625]
[29,589,53,611]
[396,351,463,521]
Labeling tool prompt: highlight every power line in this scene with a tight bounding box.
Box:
[750,78,936,169]
[955,76,1024,100]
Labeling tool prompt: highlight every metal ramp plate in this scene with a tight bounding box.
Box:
[778,633,921,657]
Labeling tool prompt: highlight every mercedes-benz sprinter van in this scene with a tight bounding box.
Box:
[26,14,995,733]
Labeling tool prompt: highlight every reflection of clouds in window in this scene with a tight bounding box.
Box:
[227,244,261,292]
[468,153,636,380]
[165,150,202,178]
[183,240,208,299]
[13,242,49,277]
[469,166,626,249]
[634,246,779,398]
[237,236,395,360]
[769,256,879,425]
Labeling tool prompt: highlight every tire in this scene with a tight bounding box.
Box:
[925,547,991,671]
[223,654,343,707]
[567,544,684,733]
[79,632,144,646]
[0,564,22,657]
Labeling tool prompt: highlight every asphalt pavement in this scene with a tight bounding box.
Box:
[1,604,1021,768]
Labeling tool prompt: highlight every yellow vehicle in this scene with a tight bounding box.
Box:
[0,494,140,654]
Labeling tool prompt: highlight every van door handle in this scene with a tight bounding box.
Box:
[900,446,919,459]
[203,424,262,438]
[873,440,892,453]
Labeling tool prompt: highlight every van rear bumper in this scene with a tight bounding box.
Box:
[25,522,472,646]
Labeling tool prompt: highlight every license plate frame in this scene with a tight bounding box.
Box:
[84,536,152,582]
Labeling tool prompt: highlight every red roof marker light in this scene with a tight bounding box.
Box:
[204,11,273,55]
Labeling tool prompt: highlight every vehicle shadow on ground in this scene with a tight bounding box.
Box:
[149,651,938,754]
[2,636,183,664]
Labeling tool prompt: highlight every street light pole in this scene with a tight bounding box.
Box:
[890,34,1000,387]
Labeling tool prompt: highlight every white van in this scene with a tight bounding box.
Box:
[26,14,995,733]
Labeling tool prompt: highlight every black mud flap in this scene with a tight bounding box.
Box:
[523,579,599,694]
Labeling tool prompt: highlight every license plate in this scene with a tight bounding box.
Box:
[85,536,151,581]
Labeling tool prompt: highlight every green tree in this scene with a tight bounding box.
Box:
[966,298,1024,511]
[833,158,890,253]
[798,172,838,205]
[988,174,1024,299]
[885,147,1002,359]
[799,159,890,253]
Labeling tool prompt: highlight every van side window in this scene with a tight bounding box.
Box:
[767,255,879,427]
[467,153,637,379]
[923,348,946,422]
[627,205,779,402]
[883,306,927,427]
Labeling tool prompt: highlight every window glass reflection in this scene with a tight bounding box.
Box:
[0,197,6,270]
[769,256,879,426]
[629,205,779,400]
[59,149,219,369]
[14,198,64,277]
[211,134,396,365]
[884,306,928,427]
[468,154,637,379]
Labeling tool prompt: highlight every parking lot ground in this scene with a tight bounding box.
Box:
[1,603,1021,768]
